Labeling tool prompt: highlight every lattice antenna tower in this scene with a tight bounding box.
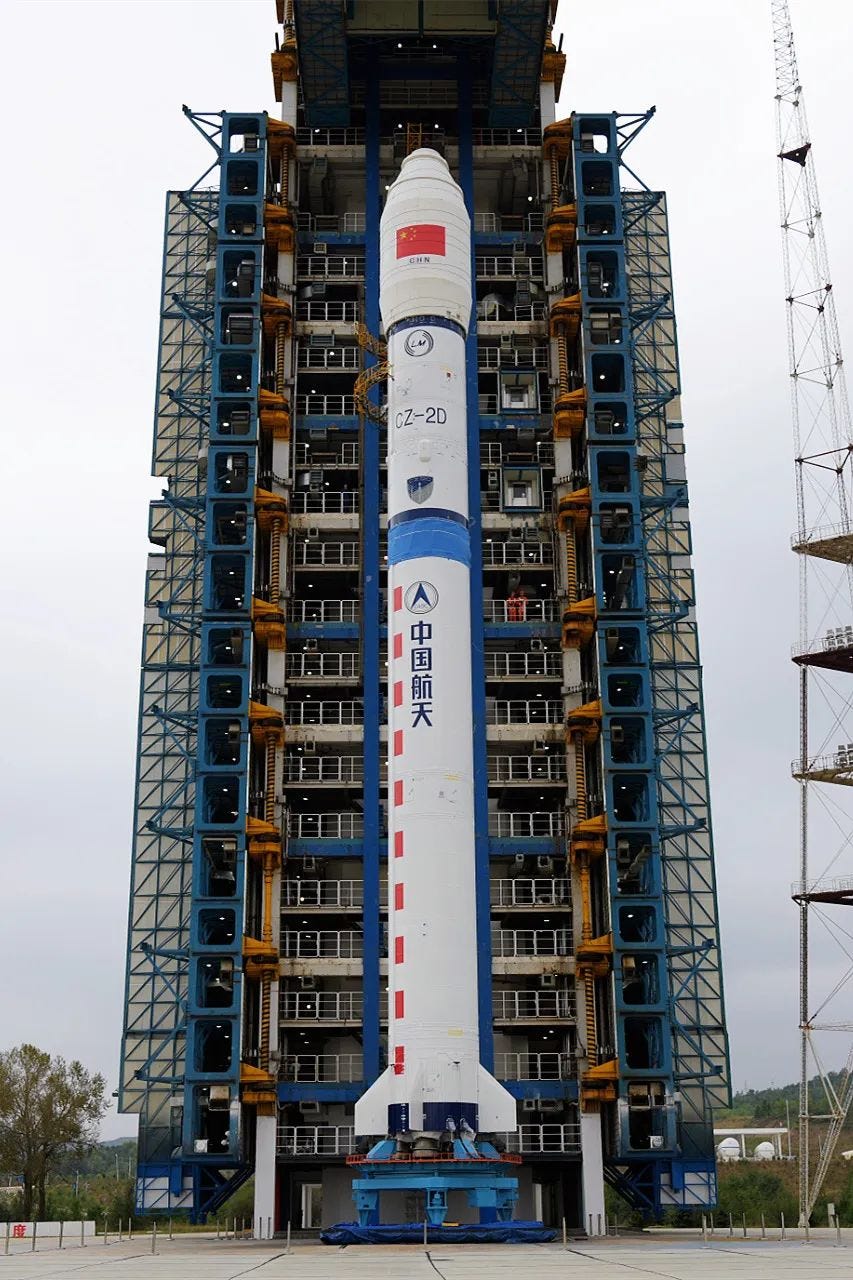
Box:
[773,0,853,1226]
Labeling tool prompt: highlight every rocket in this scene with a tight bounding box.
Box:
[354,149,517,1142]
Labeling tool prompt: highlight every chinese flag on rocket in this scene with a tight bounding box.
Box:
[396,223,446,257]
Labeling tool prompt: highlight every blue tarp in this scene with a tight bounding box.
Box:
[320,1221,557,1245]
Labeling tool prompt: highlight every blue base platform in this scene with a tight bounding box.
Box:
[321,1221,557,1245]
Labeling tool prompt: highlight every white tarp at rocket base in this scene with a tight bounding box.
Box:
[354,149,517,1138]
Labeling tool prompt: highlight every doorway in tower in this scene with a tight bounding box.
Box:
[301,1183,323,1229]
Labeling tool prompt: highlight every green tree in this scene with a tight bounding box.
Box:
[0,1045,108,1220]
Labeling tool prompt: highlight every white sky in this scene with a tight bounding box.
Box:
[1,0,851,1138]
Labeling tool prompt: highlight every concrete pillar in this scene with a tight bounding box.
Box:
[580,1110,606,1235]
[254,1113,278,1238]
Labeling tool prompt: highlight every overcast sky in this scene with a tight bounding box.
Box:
[1,0,852,1139]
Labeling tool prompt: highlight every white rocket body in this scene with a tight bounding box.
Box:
[354,150,516,1139]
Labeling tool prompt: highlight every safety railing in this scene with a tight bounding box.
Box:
[297,127,366,146]
[473,212,544,234]
[488,811,564,837]
[280,1054,363,1083]
[296,257,364,279]
[492,988,575,1020]
[294,442,360,467]
[296,301,358,323]
[476,256,544,278]
[293,541,360,568]
[284,702,363,729]
[295,389,356,414]
[297,346,360,369]
[484,652,561,679]
[482,541,554,568]
[280,993,362,1022]
[478,302,547,322]
[488,754,566,784]
[283,742,356,776]
[492,928,572,957]
[480,440,554,464]
[288,811,363,840]
[296,212,366,234]
[287,599,360,624]
[490,879,571,910]
[277,1126,356,1156]
[498,1124,581,1153]
[472,127,542,146]
[282,879,364,910]
[290,489,359,513]
[484,600,558,624]
[479,345,549,370]
[285,654,360,682]
[281,930,364,958]
[495,1052,575,1081]
[487,700,563,725]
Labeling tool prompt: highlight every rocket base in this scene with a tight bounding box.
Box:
[348,1138,521,1227]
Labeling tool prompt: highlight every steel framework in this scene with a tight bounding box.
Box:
[773,0,853,1225]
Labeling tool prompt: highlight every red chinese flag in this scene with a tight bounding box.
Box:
[396,223,446,257]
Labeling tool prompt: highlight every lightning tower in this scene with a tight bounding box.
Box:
[774,0,853,1225]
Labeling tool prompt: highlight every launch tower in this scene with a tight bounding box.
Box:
[119,0,729,1232]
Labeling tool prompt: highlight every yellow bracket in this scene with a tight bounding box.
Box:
[263,202,295,254]
[541,39,566,97]
[249,700,285,748]
[258,388,291,440]
[561,595,596,650]
[553,388,587,438]
[266,119,296,161]
[542,117,574,158]
[556,486,591,533]
[246,815,283,865]
[271,39,298,101]
[566,698,602,745]
[549,292,582,339]
[569,812,607,863]
[255,486,289,533]
[545,206,578,254]
[252,596,286,650]
[261,293,292,340]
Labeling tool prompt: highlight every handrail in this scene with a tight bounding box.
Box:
[490,878,571,908]
[288,812,363,838]
[492,928,572,957]
[488,811,564,837]
[281,930,364,958]
[284,702,363,728]
[486,699,564,725]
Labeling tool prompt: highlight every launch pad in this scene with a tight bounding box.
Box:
[348,1143,522,1227]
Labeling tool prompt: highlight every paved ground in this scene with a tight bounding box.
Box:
[1,1233,851,1280]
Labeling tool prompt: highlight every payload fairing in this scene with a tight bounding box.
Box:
[354,149,517,1143]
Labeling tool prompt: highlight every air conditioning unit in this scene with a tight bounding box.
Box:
[533,740,548,754]
[539,973,557,989]
[312,242,328,255]
[193,1139,209,1154]
[487,470,500,490]
[536,856,553,873]
[301,1101,321,1115]
[299,975,317,989]
[616,838,632,867]
[521,1098,539,1113]
[530,637,544,652]
[307,525,320,539]
[306,638,318,651]
[303,856,318,872]
[649,1135,664,1150]
[512,853,526,870]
